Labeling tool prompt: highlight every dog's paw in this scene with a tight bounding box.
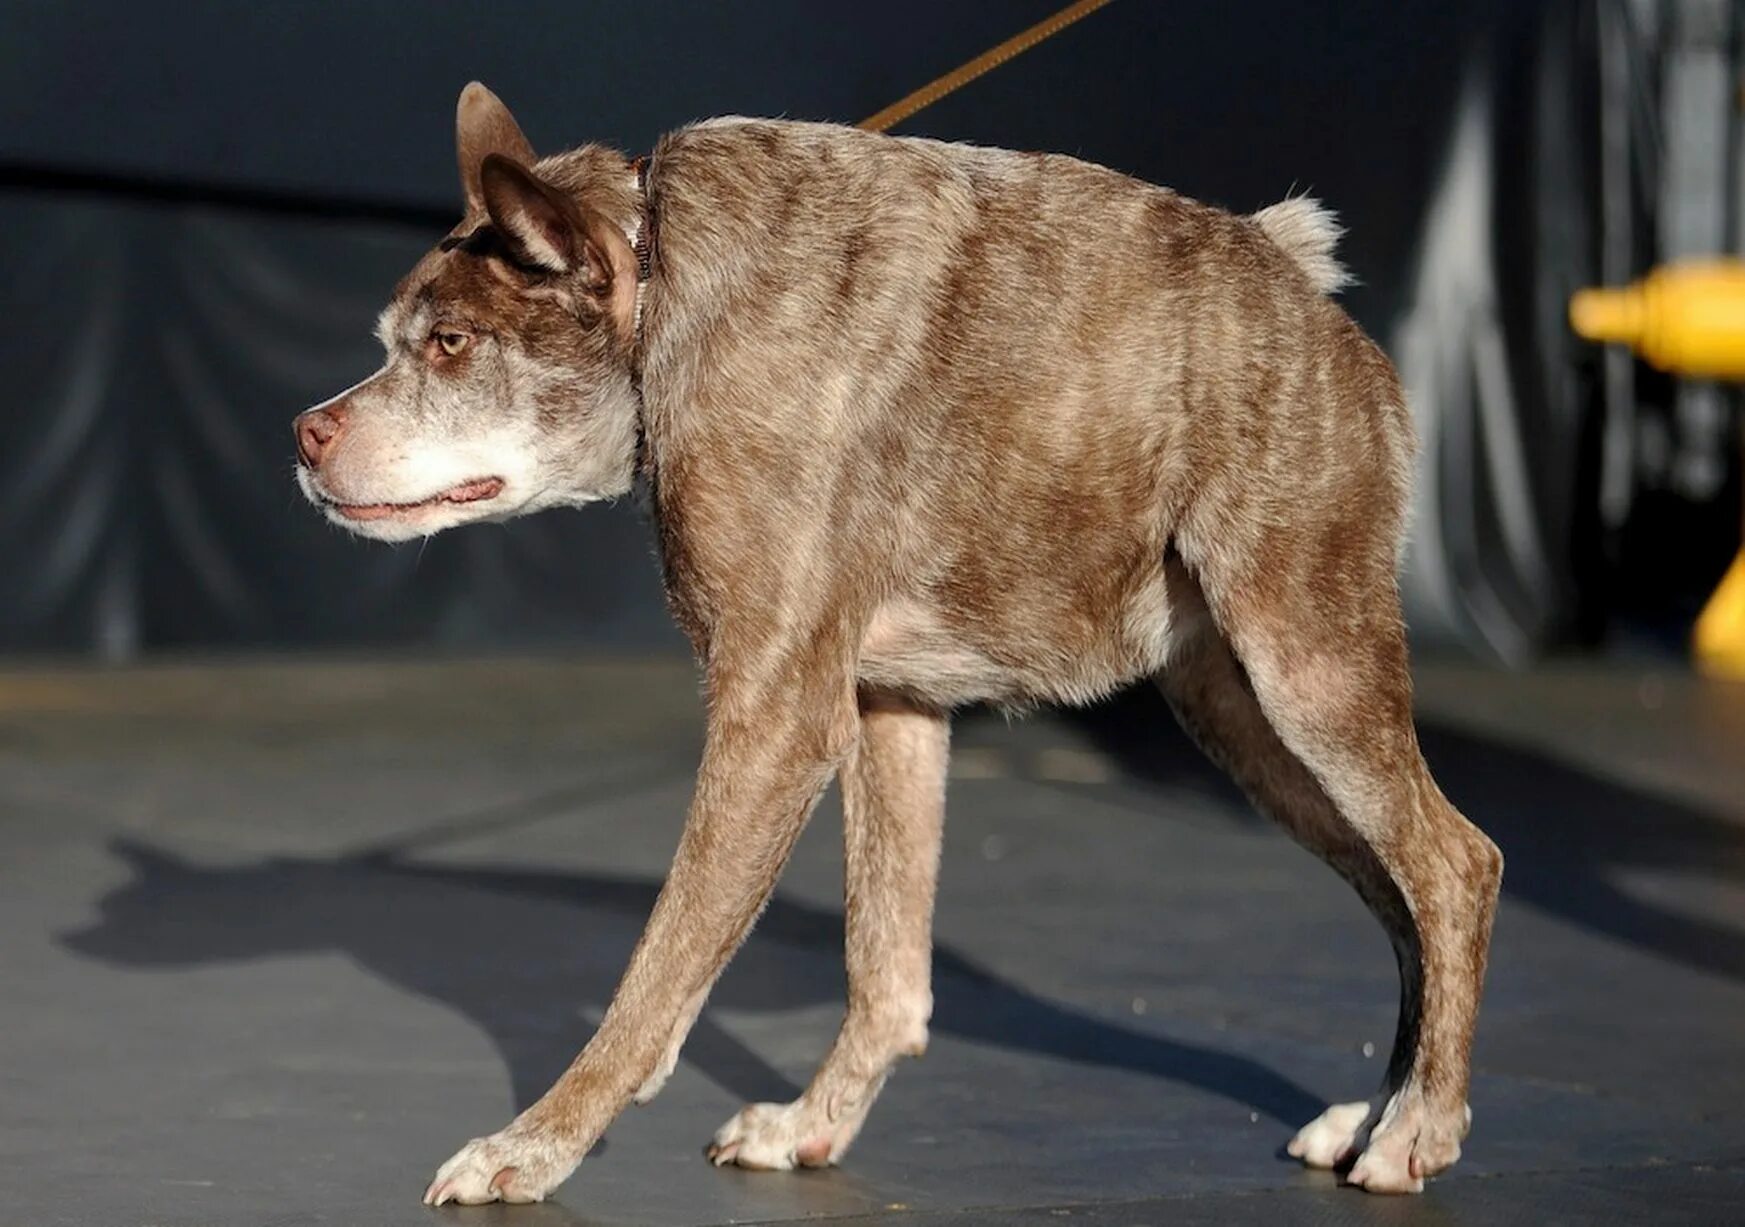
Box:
[422,1127,580,1206]
[1343,1095,1470,1195]
[1286,1099,1373,1169]
[707,1100,857,1171]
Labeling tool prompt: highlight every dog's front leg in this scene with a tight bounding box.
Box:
[709,694,949,1169]
[423,649,858,1206]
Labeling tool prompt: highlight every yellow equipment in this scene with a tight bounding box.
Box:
[1570,261,1745,679]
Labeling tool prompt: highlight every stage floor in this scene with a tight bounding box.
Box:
[3,656,1743,1225]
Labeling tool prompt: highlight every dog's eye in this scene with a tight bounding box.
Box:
[435,330,470,357]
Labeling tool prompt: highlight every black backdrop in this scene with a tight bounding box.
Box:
[0,0,1517,655]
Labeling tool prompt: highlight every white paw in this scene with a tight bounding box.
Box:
[1341,1095,1470,1195]
[1286,1099,1372,1169]
[1346,1138,1425,1195]
[422,1127,580,1206]
[707,1100,857,1171]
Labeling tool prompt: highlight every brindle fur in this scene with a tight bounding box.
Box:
[292,85,1503,1204]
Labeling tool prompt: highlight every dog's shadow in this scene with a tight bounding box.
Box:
[1066,686,1745,984]
[61,837,1325,1128]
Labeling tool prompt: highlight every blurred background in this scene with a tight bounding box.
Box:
[5,5,1745,1224]
[2,0,1739,664]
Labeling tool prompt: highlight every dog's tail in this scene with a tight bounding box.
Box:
[1251,196,1350,296]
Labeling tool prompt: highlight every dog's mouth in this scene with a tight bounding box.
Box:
[326,476,506,522]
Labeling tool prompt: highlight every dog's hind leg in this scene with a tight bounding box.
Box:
[710,694,948,1170]
[1157,554,1501,1193]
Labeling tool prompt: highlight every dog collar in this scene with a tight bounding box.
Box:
[629,154,655,341]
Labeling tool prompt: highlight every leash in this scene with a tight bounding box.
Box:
[857,0,1117,134]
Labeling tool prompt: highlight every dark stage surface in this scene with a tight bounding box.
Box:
[3,658,1743,1225]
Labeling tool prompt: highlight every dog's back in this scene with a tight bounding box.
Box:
[639,119,1412,709]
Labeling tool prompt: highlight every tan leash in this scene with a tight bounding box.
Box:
[857,0,1117,134]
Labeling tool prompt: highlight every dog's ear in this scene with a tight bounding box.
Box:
[456,81,536,214]
[480,154,639,334]
[480,153,577,273]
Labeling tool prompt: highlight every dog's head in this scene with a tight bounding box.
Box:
[293,84,642,542]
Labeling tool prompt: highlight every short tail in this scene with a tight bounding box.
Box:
[1250,196,1350,295]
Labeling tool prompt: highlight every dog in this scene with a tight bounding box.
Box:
[293,83,1503,1205]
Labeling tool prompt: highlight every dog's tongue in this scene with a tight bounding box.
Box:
[441,477,504,504]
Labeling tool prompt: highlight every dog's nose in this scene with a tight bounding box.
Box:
[295,407,344,470]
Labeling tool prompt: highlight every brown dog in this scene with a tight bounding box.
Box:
[292,83,1502,1205]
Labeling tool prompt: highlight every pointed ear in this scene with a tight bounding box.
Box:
[456,81,536,213]
[480,155,639,332]
[480,153,576,272]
